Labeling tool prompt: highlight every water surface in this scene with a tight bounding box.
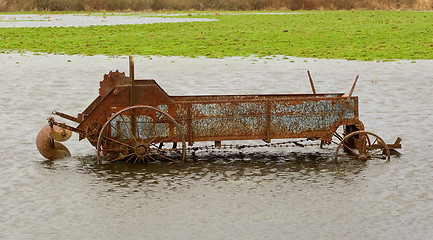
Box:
[0,54,432,239]
[0,14,214,28]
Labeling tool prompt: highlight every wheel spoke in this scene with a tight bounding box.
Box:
[146,121,155,139]
[366,137,379,152]
[147,154,157,163]
[108,152,135,163]
[366,148,386,158]
[119,114,137,143]
[103,148,128,152]
[150,125,170,143]
[110,123,130,140]
[356,135,368,154]
[149,142,159,148]
[125,154,135,163]
[152,122,156,139]
[343,141,359,156]
[142,116,150,140]
[102,136,134,149]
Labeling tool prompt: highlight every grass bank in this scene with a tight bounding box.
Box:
[1,0,432,11]
[1,11,432,60]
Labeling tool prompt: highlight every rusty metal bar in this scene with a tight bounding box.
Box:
[52,110,80,123]
[348,75,359,99]
[129,54,135,106]
[307,71,316,94]
[322,75,360,140]
[339,75,360,118]
[384,137,402,149]
[129,55,136,138]
[50,119,85,135]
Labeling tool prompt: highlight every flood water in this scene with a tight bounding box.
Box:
[1,53,432,239]
[0,14,215,28]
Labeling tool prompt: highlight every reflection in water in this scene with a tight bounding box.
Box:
[57,148,369,194]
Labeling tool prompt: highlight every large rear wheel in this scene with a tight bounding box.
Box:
[96,105,186,164]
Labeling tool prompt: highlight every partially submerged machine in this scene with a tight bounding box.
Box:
[37,56,401,163]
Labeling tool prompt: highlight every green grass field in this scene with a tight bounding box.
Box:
[1,11,432,60]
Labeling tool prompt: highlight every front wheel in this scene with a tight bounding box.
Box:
[335,130,390,162]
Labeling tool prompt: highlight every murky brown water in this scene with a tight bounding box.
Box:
[1,53,432,239]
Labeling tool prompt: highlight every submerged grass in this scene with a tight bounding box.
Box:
[0,11,432,60]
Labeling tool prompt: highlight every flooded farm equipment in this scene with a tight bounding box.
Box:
[36,56,401,163]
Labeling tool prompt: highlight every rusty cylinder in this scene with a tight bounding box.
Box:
[36,125,72,160]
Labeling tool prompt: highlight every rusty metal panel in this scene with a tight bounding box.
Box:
[192,116,267,137]
[273,100,335,114]
[174,104,189,140]
[174,97,357,142]
[192,102,266,117]
[190,102,267,138]
[271,99,356,135]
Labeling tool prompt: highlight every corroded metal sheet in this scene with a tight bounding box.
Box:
[189,102,267,138]
[192,116,267,137]
[271,99,355,134]
[192,102,266,117]
[174,97,357,142]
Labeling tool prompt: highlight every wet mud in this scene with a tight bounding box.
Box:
[1,53,432,239]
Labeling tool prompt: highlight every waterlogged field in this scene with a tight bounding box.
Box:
[0,11,432,60]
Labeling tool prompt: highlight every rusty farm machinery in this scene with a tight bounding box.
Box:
[36,56,401,163]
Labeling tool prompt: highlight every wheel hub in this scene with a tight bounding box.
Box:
[358,154,368,161]
[134,143,149,158]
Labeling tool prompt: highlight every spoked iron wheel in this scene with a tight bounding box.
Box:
[96,106,186,164]
[335,130,390,162]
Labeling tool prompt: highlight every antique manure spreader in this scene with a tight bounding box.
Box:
[37,56,401,163]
